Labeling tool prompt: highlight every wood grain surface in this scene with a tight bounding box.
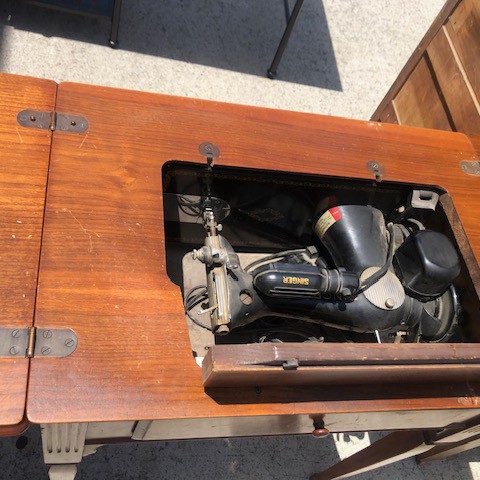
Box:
[0,73,56,430]
[377,102,399,125]
[371,0,462,121]
[203,344,480,388]
[27,81,480,426]
[426,26,480,135]
[446,0,480,103]
[393,56,452,130]
[372,0,480,137]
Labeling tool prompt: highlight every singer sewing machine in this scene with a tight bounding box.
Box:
[172,161,463,347]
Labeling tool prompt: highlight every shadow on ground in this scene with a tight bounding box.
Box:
[1,426,477,480]
[0,0,342,90]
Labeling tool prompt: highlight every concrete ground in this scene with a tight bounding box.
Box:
[1,1,479,479]
[0,0,446,119]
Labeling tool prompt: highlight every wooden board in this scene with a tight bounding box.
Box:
[0,73,56,430]
[373,0,480,136]
[27,81,480,426]
[427,27,480,135]
[203,344,480,388]
[371,0,462,122]
[378,102,398,124]
[393,57,452,130]
[446,0,480,103]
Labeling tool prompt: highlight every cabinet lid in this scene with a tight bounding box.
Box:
[0,73,56,432]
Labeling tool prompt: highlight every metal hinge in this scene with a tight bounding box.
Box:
[17,109,88,134]
[0,327,77,359]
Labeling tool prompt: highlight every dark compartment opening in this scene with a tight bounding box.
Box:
[162,161,480,353]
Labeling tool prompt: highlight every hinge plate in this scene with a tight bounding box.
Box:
[460,160,480,176]
[0,327,78,358]
[17,109,88,134]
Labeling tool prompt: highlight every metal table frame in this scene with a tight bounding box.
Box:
[268,0,306,78]
[30,0,306,77]
[28,0,123,47]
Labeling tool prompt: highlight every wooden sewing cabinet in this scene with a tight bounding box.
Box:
[0,73,480,480]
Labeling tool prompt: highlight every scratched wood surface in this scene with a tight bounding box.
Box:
[28,81,480,427]
[0,74,56,430]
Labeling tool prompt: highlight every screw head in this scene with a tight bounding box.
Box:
[64,338,75,348]
[198,142,220,158]
[41,346,51,355]
[385,298,395,309]
[42,330,53,339]
[9,346,19,356]
[11,329,21,338]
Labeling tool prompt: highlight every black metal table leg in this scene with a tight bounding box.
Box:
[283,0,291,21]
[109,0,123,48]
[267,0,305,79]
